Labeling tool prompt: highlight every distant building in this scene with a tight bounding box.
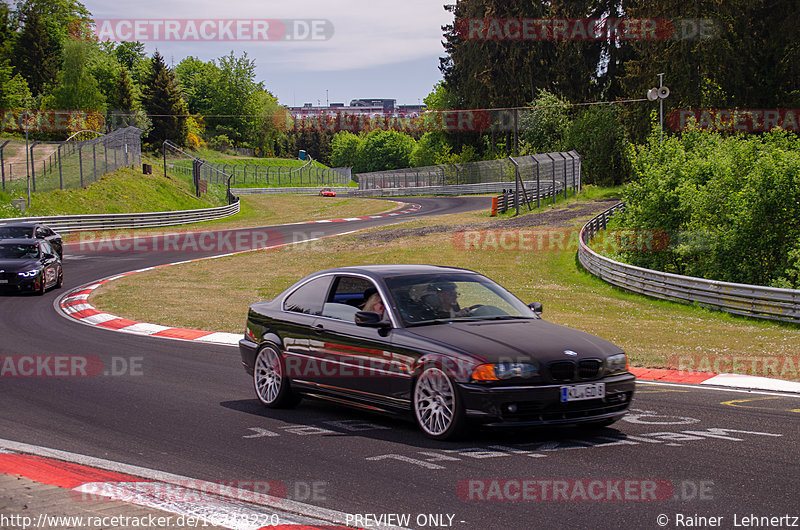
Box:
[288,99,425,119]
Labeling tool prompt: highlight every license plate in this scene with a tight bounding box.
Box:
[561,383,605,402]
[0,279,7,284]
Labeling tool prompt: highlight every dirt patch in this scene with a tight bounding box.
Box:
[357,199,619,242]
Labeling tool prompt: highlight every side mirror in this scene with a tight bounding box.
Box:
[355,311,389,328]
[42,253,55,260]
[528,302,543,314]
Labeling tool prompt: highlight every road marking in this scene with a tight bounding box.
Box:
[721,396,800,413]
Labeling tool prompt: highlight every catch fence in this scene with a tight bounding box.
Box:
[0,127,143,194]
[164,148,350,189]
[356,151,581,194]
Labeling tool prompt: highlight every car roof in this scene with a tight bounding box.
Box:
[0,222,38,228]
[0,238,41,245]
[316,264,476,278]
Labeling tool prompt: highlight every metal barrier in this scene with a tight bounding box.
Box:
[233,187,353,195]
[349,181,559,198]
[578,203,800,323]
[0,199,240,234]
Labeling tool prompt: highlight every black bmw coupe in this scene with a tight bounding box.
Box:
[0,239,63,295]
[239,265,634,439]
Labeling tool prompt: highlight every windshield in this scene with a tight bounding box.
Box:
[384,273,535,326]
[0,226,33,239]
[0,243,40,259]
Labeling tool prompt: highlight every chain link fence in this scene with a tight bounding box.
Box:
[355,151,580,193]
[164,148,350,189]
[1,127,143,195]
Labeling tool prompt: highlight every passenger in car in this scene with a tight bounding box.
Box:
[362,290,386,320]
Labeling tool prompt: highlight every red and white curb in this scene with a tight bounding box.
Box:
[58,202,422,346]
[0,438,376,530]
[55,200,800,394]
[630,367,800,393]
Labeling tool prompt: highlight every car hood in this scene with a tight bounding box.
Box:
[0,259,40,272]
[404,318,621,363]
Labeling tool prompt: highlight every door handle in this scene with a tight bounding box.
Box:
[313,324,324,334]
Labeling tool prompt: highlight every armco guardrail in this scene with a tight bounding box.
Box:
[233,187,353,195]
[579,203,800,323]
[0,199,240,234]
[349,181,559,197]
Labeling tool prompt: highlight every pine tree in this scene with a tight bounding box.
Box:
[12,2,60,95]
[140,51,189,146]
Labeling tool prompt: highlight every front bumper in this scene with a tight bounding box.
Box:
[458,373,635,427]
[0,273,41,292]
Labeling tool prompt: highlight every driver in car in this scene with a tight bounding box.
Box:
[424,281,471,318]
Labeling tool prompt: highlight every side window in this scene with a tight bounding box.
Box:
[283,276,331,316]
[321,276,377,321]
[35,227,47,238]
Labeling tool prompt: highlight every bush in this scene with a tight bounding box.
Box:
[613,127,800,287]
[353,131,416,173]
[519,90,570,153]
[330,131,360,168]
[565,104,632,186]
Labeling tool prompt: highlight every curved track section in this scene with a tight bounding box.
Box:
[2,195,798,529]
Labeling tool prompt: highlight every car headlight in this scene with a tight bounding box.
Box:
[605,353,628,374]
[18,269,40,278]
[472,362,538,381]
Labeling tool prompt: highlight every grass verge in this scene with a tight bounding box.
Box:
[91,195,800,381]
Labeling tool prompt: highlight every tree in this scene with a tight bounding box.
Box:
[49,38,105,111]
[110,41,146,71]
[330,132,361,168]
[174,56,219,116]
[519,90,571,153]
[12,2,60,95]
[140,51,189,146]
[564,104,631,186]
[0,63,32,109]
[208,51,261,145]
[353,131,416,173]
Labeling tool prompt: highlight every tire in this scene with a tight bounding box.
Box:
[35,273,46,296]
[253,345,300,408]
[413,367,466,440]
[55,266,63,289]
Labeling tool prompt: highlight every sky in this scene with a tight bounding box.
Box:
[82,0,455,107]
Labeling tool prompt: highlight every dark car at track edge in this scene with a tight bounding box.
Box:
[238,265,635,440]
[0,238,63,295]
[0,222,63,258]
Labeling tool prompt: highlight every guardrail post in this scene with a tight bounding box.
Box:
[562,152,568,200]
